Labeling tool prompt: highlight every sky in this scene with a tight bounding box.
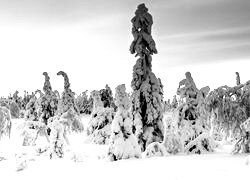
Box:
[0,0,250,100]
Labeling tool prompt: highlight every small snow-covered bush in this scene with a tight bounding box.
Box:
[9,101,20,119]
[60,109,84,133]
[0,106,11,139]
[21,128,37,146]
[87,90,114,144]
[0,98,20,119]
[163,130,182,154]
[108,84,141,161]
[15,153,28,171]
[144,142,167,158]
[233,118,250,153]
[162,111,182,154]
[87,108,114,144]
[48,116,68,159]
[70,152,84,162]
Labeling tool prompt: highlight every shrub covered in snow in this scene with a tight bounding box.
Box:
[108,84,141,161]
[129,3,165,151]
[144,142,167,158]
[0,106,11,139]
[0,97,20,119]
[233,118,250,153]
[162,111,182,154]
[47,116,69,159]
[87,90,114,144]
[9,101,20,119]
[15,153,28,171]
[176,72,214,154]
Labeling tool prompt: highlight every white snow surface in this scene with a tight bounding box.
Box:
[0,117,249,180]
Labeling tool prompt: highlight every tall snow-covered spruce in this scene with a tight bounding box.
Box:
[108,84,141,161]
[130,3,164,151]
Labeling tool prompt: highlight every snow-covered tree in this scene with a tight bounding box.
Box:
[0,106,11,139]
[130,3,164,151]
[100,84,116,110]
[37,72,58,134]
[176,72,214,154]
[57,71,79,114]
[87,90,114,144]
[161,111,182,154]
[47,115,70,159]
[0,92,20,119]
[108,84,141,161]
[207,72,250,153]
[56,71,83,132]
[171,95,178,110]
[24,93,39,123]
[21,74,57,146]
[75,90,92,114]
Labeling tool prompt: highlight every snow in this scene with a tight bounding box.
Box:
[0,117,249,180]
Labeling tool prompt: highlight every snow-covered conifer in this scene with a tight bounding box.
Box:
[108,84,141,161]
[75,90,92,114]
[100,84,116,110]
[130,3,164,151]
[87,90,114,144]
[57,71,83,132]
[207,72,250,153]
[0,106,11,139]
[162,111,182,154]
[38,72,58,128]
[176,72,214,154]
[47,116,69,159]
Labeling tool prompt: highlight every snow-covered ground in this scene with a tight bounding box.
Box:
[0,116,249,180]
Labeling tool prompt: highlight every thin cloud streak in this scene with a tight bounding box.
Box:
[157,27,250,66]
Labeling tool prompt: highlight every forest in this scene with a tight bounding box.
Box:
[0,3,249,178]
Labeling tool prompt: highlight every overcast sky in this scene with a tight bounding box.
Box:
[0,0,250,100]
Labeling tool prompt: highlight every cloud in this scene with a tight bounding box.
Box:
[156,27,250,66]
[0,0,151,25]
[153,0,250,36]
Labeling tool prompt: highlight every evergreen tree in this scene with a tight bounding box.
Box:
[108,84,141,161]
[0,106,11,139]
[87,90,114,144]
[100,84,116,110]
[176,72,214,154]
[130,3,164,151]
[75,90,92,114]
[207,72,250,153]
[37,72,58,133]
[56,71,83,132]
